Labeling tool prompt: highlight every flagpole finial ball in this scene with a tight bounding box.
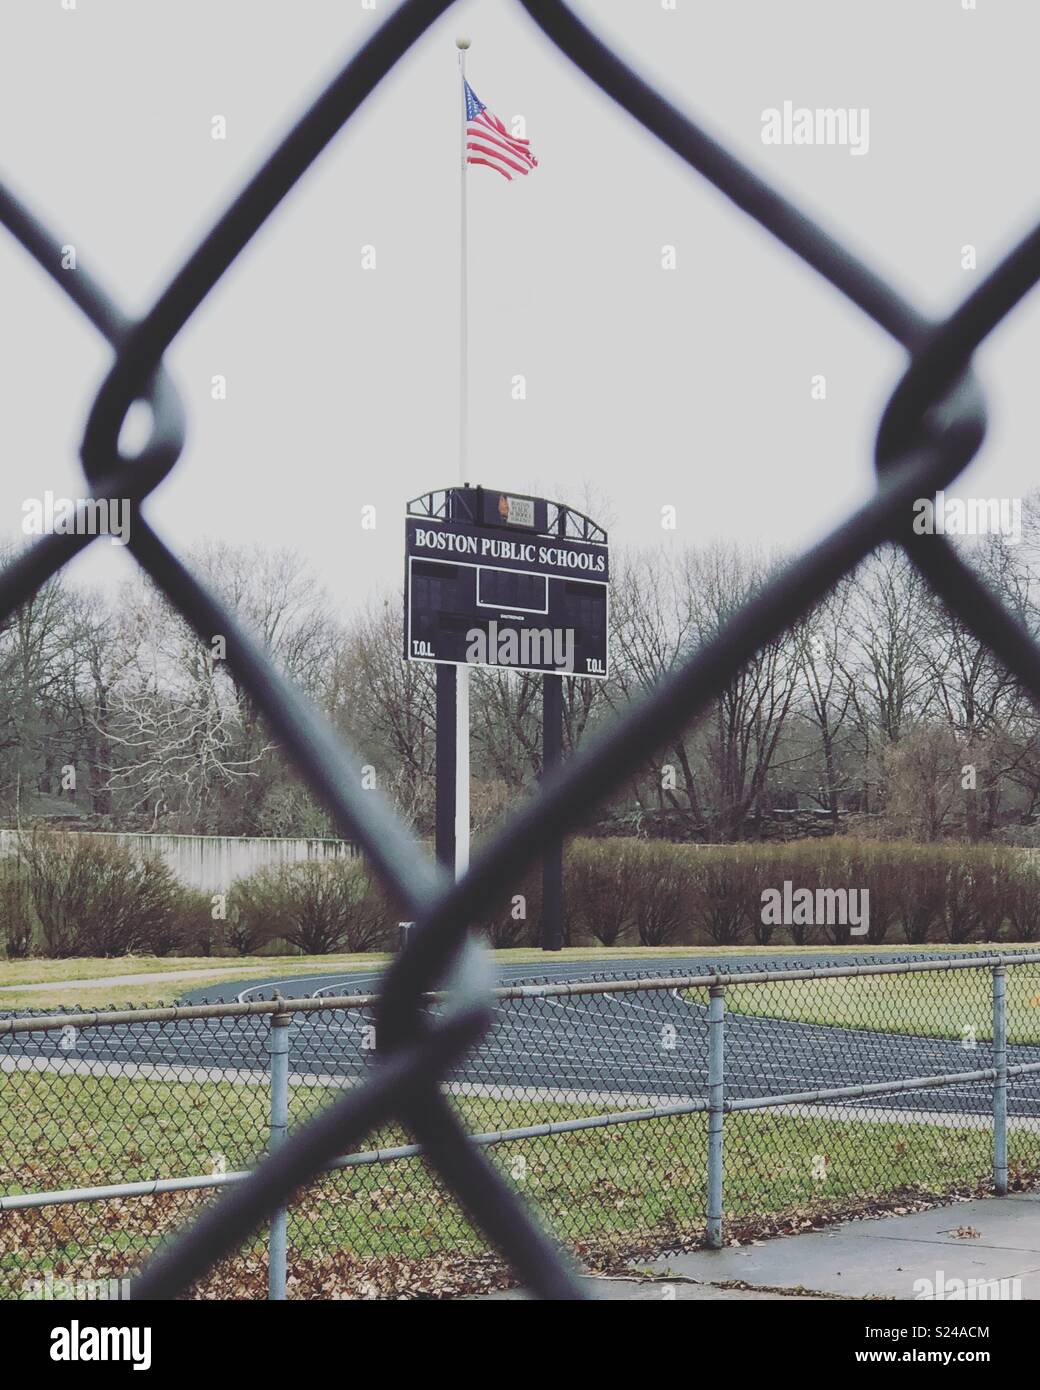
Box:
[456,36,471,49]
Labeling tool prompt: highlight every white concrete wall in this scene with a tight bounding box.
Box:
[0,829,357,892]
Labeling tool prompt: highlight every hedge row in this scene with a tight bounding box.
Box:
[426,837,1040,949]
[2,834,1038,959]
[536,838,1040,948]
[0,833,398,959]
[0,833,204,958]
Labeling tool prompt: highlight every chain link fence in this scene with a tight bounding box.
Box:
[5,0,1040,1298]
[3,952,1040,1298]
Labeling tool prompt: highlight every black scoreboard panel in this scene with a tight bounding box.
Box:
[405,517,609,678]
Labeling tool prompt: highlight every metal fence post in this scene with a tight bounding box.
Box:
[268,1005,291,1300]
[992,964,1008,1196]
[706,984,726,1248]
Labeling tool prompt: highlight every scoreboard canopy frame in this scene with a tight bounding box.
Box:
[404,486,610,679]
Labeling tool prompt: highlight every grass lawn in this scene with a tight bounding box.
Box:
[0,941,1029,1011]
[723,962,1040,1044]
[1,1068,1035,1289]
[0,952,395,987]
[0,953,394,1011]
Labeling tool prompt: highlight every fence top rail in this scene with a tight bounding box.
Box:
[2,950,1039,1037]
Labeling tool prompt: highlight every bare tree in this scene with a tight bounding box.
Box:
[329,598,436,828]
[101,581,270,828]
[790,579,859,822]
[0,549,77,819]
[838,548,933,812]
[611,543,799,839]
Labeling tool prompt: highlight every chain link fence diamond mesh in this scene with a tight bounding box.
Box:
[4,0,1040,1298]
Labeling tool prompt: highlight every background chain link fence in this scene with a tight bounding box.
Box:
[5,0,1040,1299]
[3,953,1040,1298]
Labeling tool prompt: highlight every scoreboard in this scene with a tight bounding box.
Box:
[404,488,609,678]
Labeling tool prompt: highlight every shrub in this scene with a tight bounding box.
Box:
[898,844,945,944]
[472,860,543,948]
[857,842,900,944]
[352,873,406,953]
[769,841,821,946]
[155,886,217,957]
[938,844,1012,945]
[18,830,181,957]
[630,842,689,946]
[566,839,640,946]
[1006,856,1040,941]
[0,856,34,958]
[228,860,393,956]
[815,840,871,946]
[688,845,758,946]
[222,875,276,955]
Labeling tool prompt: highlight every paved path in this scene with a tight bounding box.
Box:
[480,1279,819,1299]
[0,964,287,993]
[483,1194,1040,1298]
[641,1193,1040,1299]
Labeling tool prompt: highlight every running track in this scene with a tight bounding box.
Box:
[6,952,1040,1121]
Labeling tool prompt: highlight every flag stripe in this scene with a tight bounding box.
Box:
[466,141,531,177]
[475,111,532,153]
[463,79,538,182]
[467,124,537,168]
[473,117,536,164]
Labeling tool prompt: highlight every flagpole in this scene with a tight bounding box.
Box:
[455,36,471,878]
[458,37,470,484]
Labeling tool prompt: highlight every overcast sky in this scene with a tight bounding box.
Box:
[3,0,1040,617]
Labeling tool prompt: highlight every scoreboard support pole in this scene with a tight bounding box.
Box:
[435,665,458,871]
[434,662,470,878]
[541,673,564,951]
[455,666,470,875]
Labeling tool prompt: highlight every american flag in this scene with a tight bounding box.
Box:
[464,80,538,181]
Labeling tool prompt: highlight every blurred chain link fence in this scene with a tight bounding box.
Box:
[2,952,1040,1299]
[5,0,1040,1298]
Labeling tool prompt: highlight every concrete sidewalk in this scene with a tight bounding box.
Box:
[488,1193,1040,1299]
[632,1193,1040,1300]
[482,1278,820,1299]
